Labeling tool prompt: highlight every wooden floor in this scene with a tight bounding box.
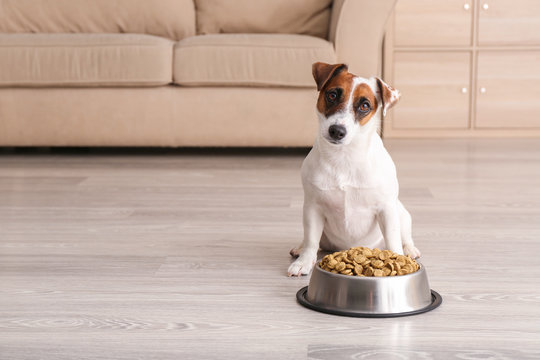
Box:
[1,139,540,360]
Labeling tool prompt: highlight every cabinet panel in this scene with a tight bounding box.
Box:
[395,0,473,46]
[392,52,471,129]
[476,51,540,128]
[478,0,540,45]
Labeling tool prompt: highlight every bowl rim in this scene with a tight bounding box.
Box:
[314,261,424,280]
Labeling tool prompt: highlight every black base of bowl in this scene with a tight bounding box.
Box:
[296,286,442,318]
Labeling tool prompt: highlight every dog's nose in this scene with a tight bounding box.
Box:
[328,125,347,141]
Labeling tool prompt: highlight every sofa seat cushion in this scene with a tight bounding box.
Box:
[0,34,173,87]
[173,34,336,87]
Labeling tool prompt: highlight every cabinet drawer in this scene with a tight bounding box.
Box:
[392,52,471,129]
[476,51,540,128]
[395,0,473,46]
[478,0,540,45]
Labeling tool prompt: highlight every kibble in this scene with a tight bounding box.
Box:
[319,247,419,277]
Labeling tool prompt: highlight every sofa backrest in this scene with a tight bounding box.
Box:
[0,0,196,41]
[195,0,333,39]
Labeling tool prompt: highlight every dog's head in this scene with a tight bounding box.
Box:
[312,62,401,145]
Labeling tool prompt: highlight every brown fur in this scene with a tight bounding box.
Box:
[316,70,354,117]
[355,83,378,125]
[312,62,347,91]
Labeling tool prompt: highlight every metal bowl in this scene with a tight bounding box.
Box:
[297,263,441,317]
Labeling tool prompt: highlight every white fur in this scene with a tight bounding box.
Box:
[288,76,420,276]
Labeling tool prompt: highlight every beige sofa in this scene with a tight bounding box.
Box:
[0,0,396,147]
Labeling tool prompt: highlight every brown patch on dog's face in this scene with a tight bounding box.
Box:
[353,83,378,125]
[316,70,355,117]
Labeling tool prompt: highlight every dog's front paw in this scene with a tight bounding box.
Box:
[403,243,421,259]
[288,257,316,277]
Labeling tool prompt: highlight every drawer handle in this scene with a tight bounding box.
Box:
[461,87,468,94]
[464,3,470,10]
[480,87,487,94]
[482,3,489,10]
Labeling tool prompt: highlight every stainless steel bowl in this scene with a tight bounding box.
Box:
[297,263,441,317]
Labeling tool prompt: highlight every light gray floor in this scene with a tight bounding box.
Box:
[1,139,539,360]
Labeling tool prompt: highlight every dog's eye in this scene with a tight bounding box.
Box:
[359,101,371,112]
[326,90,338,103]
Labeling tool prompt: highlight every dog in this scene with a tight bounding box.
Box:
[288,62,421,277]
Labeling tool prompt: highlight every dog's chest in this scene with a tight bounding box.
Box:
[305,158,393,242]
[316,185,382,244]
[317,185,381,216]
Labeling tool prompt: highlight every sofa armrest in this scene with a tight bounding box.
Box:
[329,0,397,77]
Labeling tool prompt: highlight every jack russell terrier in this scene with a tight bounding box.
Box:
[288,62,421,277]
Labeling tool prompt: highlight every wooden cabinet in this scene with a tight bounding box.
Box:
[476,51,540,128]
[478,0,540,45]
[383,0,540,137]
[395,0,473,46]
[393,52,470,129]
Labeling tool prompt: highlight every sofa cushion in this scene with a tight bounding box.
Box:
[0,0,195,41]
[0,34,174,87]
[195,0,333,39]
[173,34,336,87]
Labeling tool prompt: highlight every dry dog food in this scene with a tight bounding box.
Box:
[319,247,419,276]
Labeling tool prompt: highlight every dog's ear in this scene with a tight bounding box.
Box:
[312,62,348,91]
[374,77,401,116]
